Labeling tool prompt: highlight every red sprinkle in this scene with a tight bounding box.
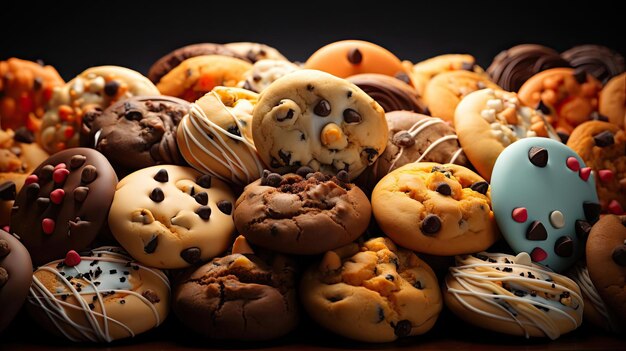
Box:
[579,167,591,181]
[566,157,580,172]
[50,189,65,205]
[530,247,548,262]
[24,174,39,185]
[512,207,528,223]
[2,226,9,232]
[19,93,34,113]
[64,250,81,267]
[64,126,75,139]
[54,163,67,170]
[42,218,55,235]
[608,200,624,215]
[598,169,614,183]
[53,168,70,184]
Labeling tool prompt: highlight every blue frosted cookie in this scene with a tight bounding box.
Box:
[491,137,599,272]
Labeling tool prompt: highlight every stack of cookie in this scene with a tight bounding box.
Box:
[0,39,625,345]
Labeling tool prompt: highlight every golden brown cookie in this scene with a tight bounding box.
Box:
[372,162,499,255]
[410,54,487,97]
[300,237,442,342]
[567,121,626,214]
[423,70,500,124]
[599,72,625,128]
[224,42,288,63]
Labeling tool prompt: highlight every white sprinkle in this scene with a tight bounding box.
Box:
[487,99,504,112]
[481,109,496,122]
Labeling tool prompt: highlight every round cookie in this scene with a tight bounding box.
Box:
[371,162,499,256]
[148,43,239,83]
[585,215,626,331]
[455,89,558,181]
[80,95,191,174]
[27,247,170,342]
[239,59,301,93]
[0,229,32,333]
[423,70,500,124]
[38,66,160,154]
[0,58,65,132]
[445,252,583,339]
[252,69,387,181]
[234,169,371,255]
[410,54,487,96]
[305,40,409,81]
[108,165,236,269]
[177,87,265,186]
[599,72,625,127]
[562,45,625,85]
[156,55,252,102]
[490,137,600,272]
[11,148,118,266]
[173,236,298,340]
[518,67,603,138]
[300,237,442,343]
[346,73,427,113]
[487,44,570,92]
[567,121,626,214]
[224,42,288,63]
[0,128,48,227]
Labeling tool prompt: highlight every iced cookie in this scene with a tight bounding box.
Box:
[346,73,427,113]
[0,229,32,333]
[156,55,252,102]
[224,42,288,63]
[108,165,235,269]
[445,252,583,339]
[81,96,190,174]
[177,87,265,186]
[300,237,442,342]
[490,137,600,272]
[423,70,500,124]
[239,59,300,93]
[410,54,487,96]
[11,148,118,265]
[173,236,298,340]
[38,66,160,154]
[567,121,626,214]
[599,72,625,127]
[28,247,170,342]
[518,68,602,138]
[372,162,499,256]
[252,69,387,180]
[234,169,371,255]
[562,45,625,85]
[455,89,558,181]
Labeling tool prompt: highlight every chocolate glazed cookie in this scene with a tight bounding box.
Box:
[11,148,118,265]
[562,45,625,85]
[0,229,32,332]
[234,169,371,255]
[347,73,427,113]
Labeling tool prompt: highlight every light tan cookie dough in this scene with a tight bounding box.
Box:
[252,69,387,181]
[409,54,487,97]
[300,237,442,343]
[372,162,499,255]
[599,72,625,128]
[239,59,301,93]
[108,165,236,269]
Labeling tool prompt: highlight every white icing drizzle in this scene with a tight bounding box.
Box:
[28,247,170,343]
[567,262,615,331]
[179,91,264,185]
[388,118,463,172]
[446,252,583,340]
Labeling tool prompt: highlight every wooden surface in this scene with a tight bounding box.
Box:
[2,306,624,350]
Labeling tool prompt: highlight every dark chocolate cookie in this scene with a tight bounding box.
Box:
[346,73,427,113]
[562,45,625,85]
[0,229,32,332]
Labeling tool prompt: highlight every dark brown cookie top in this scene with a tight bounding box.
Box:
[346,73,427,113]
[80,96,190,174]
[562,45,625,85]
[0,229,33,332]
[10,148,118,265]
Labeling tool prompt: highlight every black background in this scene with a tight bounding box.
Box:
[2,1,625,81]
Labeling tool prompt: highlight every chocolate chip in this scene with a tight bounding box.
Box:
[142,289,160,304]
[574,220,591,240]
[395,72,411,84]
[314,99,331,117]
[104,81,119,96]
[296,166,314,178]
[583,202,601,224]
[461,61,475,71]
[195,206,212,220]
[144,235,159,253]
[0,239,10,258]
[154,169,168,182]
[343,109,362,124]
[13,127,34,143]
[573,69,587,84]
[277,108,294,122]
[377,306,385,323]
[0,182,16,201]
[557,131,570,144]
[526,221,548,241]
[180,247,201,264]
[392,131,415,148]
[69,155,87,169]
[0,267,8,287]
[336,170,349,183]
[278,149,291,166]
[72,186,89,203]
[394,320,412,337]
[554,236,574,257]
[33,76,43,91]
[217,200,232,215]
[149,188,165,203]
[612,245,626,266]
[362,148,379,164]
[25,183,40,201]
[536,100,551,115]
[40,165,54,181]
[593,130,615,147]
[306,84,314,91]
[124,109,143,121]
[193,192,208,205]
[81,165,98,184]
[227,125,241,137]
[35,197,50,209]
[270,157,281,168]
[347,91,353,98]
[528,146,548,167]
[196,174,212,188]
[347,48,363,64]
[435,183,452,196]
[414,280,423,289]
[266,173,283,187]
[470,181,489,195]
[421,214,441,235]
[385,274,395,281]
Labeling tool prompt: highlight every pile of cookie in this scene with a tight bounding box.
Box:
[0,40,625,344]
